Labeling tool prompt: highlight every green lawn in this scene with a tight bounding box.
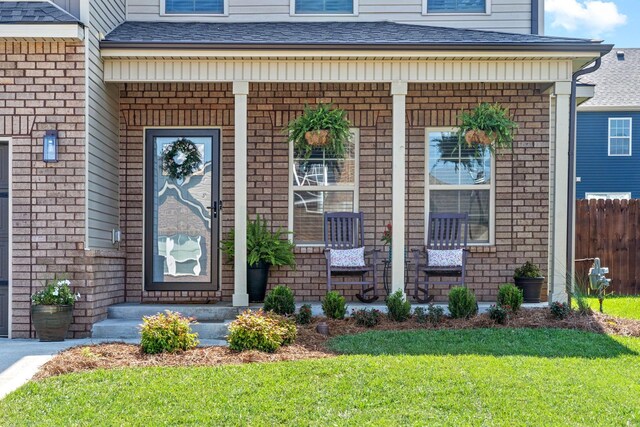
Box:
[1,328,640,426]
[588,296,640,320]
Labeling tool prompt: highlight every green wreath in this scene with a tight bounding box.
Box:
[161,138,202,181]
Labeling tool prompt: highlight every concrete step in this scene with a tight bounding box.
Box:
[91,319,232,340]
[107,303,241,322]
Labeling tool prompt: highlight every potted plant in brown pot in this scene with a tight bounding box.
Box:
[31,277,80,341]
[513,261,544,303]
[285,103,352,160]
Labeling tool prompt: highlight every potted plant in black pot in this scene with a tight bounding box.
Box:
[513,261,544,303]
[221,215,296,303]
[31,277,80,341]
[285,103,352,161]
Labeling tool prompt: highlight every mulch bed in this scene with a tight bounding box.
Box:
[35,308,640,380]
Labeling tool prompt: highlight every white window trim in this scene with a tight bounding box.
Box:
[288,129,360,247]
[161,0,229,16]
[422,0,491,15]
[424,127,495,246]
[608,117,632,157]
[290,0,359,17]
[585,192,631,201]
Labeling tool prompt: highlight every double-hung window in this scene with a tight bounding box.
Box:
[426,129,494,244]
[293,0,355,15]
[290,130,358,245]
[425,0,487,14]
[165,0,224,14]
[608,118,632,156]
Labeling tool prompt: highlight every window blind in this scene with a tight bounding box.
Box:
[427,0,485,13]
[295,0,354,14]
[165,0,223,14]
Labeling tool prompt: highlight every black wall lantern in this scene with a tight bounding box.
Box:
[43,130,58,163]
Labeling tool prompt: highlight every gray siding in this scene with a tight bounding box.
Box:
[127,0,533,34]
[87,0,126,248]
[51,0,81,19]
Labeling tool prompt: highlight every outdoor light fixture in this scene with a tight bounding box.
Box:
[43,130,58,163]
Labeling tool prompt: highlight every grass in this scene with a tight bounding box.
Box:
[1,328,640,426]
[587,296,640,320]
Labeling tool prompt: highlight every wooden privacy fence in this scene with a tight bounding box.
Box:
[575,199,640,295]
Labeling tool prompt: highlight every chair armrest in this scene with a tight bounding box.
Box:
[324,248,332,262]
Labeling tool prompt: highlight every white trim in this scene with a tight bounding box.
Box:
[84,26,91,250]
[290,0,358,16]
[161,0,228,16]
[391,81,407,295]
[423,0,491,15]
[0,24,84,40]
[424,127,495,246]
[579,106,640,112]
[288,128,360,246]
[607,117,632,157]
[585,192,631,201]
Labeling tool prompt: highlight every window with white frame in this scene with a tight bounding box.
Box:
[608,118,632,156]
[426,129,493,244]
[290,130,358,245]
[586,192,631,201]
[165,0,224,14]
[425,0,487,13]
[293,0,355,14]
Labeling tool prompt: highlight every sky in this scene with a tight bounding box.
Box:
[544,0,639,47]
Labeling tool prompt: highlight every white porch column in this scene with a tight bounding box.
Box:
[232,81,249,307]
[550,81,572,304]
[391,81,408,295]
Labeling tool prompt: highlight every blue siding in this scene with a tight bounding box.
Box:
[576,111,640,199]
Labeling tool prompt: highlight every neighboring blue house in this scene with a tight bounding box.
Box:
[577,49,640,200]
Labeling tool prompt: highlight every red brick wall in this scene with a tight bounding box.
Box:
[119,82,549,303]
[0,41,125,338]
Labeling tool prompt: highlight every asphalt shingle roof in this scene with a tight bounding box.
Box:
[102,21,610,51]
[580,48,640,108]
[0,1,79,24]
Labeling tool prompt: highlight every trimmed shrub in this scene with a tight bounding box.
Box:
[296,304,313,325]
[488,304,508,324]
[497,284,523,312]
[448,287,478,319]
[550,301,572,320]
[322,291,347,320]
[227,309,297,353]
[386,290,411,322]
[263,285,296,316]
[352,308,382,327]
[140,311,199,355]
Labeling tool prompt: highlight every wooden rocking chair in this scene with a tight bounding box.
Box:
[412,213,469,302]
[324,212,380,303]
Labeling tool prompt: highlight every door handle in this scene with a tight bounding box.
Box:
[212,201,217,218]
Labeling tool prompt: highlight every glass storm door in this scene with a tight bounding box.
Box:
[144,129,220,291]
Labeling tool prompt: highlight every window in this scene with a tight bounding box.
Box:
[293,0,355,15]
[425,0,487,13]
[586,192,631,201]
[608,118,632,156]
[426,129,493,244]
[164,0,224,14]
[290,130,358,245]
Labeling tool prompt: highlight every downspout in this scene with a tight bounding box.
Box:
[566,58,602,300]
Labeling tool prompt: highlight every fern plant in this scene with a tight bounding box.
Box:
[285,103,352,160]
[220,215,296,268]
[458,102,517,155]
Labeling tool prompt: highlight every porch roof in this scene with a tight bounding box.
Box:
[0,1,80,24]
[102,21,611,54]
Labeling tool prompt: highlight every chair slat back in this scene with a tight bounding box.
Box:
[427,213,469,250]
[324,212,364,249]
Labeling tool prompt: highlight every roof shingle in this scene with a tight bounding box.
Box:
[580,49,640,108]
[0,1,79,24]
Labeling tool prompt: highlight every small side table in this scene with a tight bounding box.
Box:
[382,257,409,296]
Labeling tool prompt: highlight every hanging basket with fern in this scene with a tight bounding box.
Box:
[285,103,352,160]
[458,103,518,155]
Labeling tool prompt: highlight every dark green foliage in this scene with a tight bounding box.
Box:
[140,311,199,355]
[220,215,296,268]
[263,285,296,316]
[488,304,509,324]
[448,287,478,319]
[386,290,411,322]
[296,304,313,325]
[285,103,352,160]
[458,102,517,154]
[514,261,543,279]
[550,302,572,320]
[227,309,297,353]
[497,284,523,312]
[414,304,445,325]
[322,291,347,320]
[351,309,382,327]
[31,277,78,306]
